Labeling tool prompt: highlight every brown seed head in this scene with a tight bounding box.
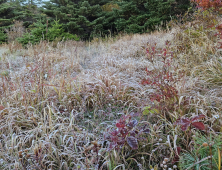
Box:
[202,142,208,147]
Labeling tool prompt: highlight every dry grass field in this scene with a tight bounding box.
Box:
[1,10,222,170]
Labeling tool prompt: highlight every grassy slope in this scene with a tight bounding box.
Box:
[0,15,222,169]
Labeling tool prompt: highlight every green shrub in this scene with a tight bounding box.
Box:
[0,30,7,44]
[17,20,79,46]
[179,133,222,170]
[47,20,79,41]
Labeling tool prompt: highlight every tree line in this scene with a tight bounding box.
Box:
[0,0,191,44]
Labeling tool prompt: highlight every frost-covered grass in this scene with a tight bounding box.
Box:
[1,10,222,170]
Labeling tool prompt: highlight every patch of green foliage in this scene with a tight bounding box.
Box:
[179,133,222,170]
[42,0,192,39]
[17,20,79,46]
[0,30,7,44]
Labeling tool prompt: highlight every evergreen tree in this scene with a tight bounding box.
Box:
[0,0,13,29]
[0,0,42,43]
[42,0,192,39]
[111,0,174,33]
[42,0,110,39]
[174,0,191,14]
[0,0,39,28]
[0,0,192,44]
[0,0,14,43]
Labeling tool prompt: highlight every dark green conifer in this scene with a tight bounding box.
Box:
[42,0,192,39]
[0,0,13,28]
[0,0,42,43]
[42,0,110,39]
[0,0,14,43]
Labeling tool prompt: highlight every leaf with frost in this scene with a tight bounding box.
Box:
[128,119,138,128]
[126,136,138,150]
[192,122,205,130]
[190,114,205,122]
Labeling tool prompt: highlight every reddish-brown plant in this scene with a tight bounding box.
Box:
[191,0,222,11]
[141,41,182,118]
[105,113,149,151]
[174,114,206,131]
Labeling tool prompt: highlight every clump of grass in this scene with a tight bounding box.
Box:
[1,34,169,169]
[168,8,221,75]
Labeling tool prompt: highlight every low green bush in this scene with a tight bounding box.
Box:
[0,30,7,44]
[17,20,79,46]
[179,132,222,170]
